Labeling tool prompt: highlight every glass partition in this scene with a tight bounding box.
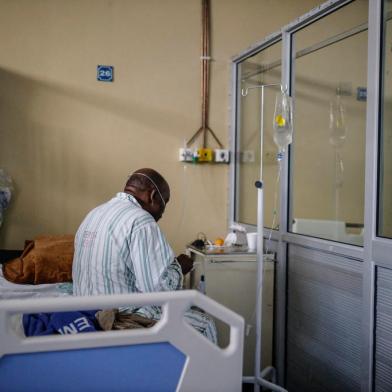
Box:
[290,0,368,246]
[378,0,392,239]
[235,41,282,228]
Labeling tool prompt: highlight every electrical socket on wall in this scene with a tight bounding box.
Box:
[215,149,230,163]
[198,148,214,162]
[179,148,193,162]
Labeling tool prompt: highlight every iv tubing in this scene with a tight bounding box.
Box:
[265,159,282,255]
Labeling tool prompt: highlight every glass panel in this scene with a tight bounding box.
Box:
[235,41,282,228]
[290,0,368,246]
[378,1,392,239]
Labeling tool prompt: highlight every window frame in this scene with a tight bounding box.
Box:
[229,0,364,259]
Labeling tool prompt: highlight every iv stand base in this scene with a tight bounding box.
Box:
[242,366,288,392]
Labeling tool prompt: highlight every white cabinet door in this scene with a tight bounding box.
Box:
[187,250,274,377]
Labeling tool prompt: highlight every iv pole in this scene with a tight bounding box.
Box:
[241,84,288,392]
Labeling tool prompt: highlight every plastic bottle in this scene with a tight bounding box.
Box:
[197,275,206,294]
[329,96,347,148]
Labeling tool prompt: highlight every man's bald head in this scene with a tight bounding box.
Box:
[125,168,170,200]
[124,168,170,221]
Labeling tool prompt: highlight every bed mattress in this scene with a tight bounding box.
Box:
[0,269,72,300]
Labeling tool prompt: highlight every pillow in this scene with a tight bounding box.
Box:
[3,235,74,284]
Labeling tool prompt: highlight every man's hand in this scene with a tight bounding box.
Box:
[176,254,194,275]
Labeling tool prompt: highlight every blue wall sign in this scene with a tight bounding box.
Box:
[97,65,114,82]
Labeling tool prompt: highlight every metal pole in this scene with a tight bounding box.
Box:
[242,82,283,392]
[254,85,265,392]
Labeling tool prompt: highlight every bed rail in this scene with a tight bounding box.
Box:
[0,290,244,392]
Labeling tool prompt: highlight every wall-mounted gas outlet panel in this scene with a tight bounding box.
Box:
[179,147,230,164]
[215,149,230,163]
[179,148,193,162]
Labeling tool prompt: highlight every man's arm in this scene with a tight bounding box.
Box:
[129,221,183,292]
[157,259,183,291]
[176,254,193,275]
[156,254,193,291]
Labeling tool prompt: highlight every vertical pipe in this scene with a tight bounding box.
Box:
[201,0,210,148]
[187,0,223,149]
[201,0,206,146]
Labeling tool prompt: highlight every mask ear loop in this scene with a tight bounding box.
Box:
[150,189,162,209]
[132,172,166,209]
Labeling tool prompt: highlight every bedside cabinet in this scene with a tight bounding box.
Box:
[185,246,275,377]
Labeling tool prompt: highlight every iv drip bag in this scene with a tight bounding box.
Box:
[329,95,346,148]
[273,91,293,155]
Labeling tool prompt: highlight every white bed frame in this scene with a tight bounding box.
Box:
[0,290,244,391]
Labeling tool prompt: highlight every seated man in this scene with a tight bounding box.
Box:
[72,168,217,343]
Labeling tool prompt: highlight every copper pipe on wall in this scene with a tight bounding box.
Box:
[202,0,209,143]
[186,0,223,149]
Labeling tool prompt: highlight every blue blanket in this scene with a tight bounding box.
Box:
[23,310,100,336]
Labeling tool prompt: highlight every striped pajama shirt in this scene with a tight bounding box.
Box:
[72,192,217,343]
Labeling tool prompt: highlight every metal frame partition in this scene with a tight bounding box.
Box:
[362,1,381,389]
[230,31,285,392]
[229,0,388,390]
[229,30,283,238]
[367,1,392,391]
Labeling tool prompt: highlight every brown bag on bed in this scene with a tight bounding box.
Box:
[2,235,74,284]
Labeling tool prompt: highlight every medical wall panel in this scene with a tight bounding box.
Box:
[374,266,392,392]
[286,244,363,392]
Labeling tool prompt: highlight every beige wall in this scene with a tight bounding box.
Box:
[0,0,322,252]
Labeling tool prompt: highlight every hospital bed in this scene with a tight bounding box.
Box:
[0,269,244,392]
